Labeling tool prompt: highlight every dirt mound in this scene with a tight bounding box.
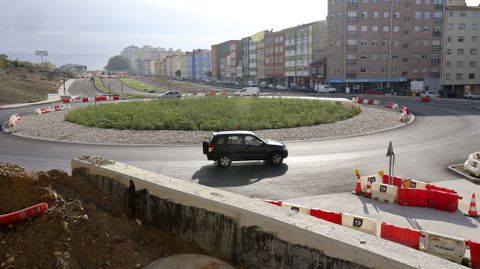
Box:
[0,163,204,269]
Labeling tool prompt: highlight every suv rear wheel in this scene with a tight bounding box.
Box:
[217,155,232,167]
[270,152,284,165]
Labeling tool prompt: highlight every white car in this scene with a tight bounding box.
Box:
[234,87,260,96]
[159,90,182,98]
[464,93,480,99]
[420,91,439,98]
[276,84,287,90]
[315,85,337,93]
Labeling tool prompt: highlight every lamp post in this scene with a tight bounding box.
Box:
[63,65,87,95]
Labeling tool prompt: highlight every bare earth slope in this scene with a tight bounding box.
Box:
[0,69,61,105]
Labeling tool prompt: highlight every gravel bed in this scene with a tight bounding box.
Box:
[11,105,406,145]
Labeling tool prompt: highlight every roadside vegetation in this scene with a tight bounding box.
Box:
[146,77,229,93]
[94,77,109,93]
[65,97,360,130]
[120,78,163,92]
[0,54,61,105]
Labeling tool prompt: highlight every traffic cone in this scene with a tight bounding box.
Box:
[363,178,372,198]
[465,193,479,218]
[353,177,362,195]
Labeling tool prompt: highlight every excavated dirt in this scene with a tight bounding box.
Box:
[0,163,206,269]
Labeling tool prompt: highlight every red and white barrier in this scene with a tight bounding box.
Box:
[8,113,21,127]
[352,97,381,106]
[35,104,71,115]
[63,95,121,104]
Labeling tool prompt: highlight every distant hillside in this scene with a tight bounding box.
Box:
[0,68,62,105]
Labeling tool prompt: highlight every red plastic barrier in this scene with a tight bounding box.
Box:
[426,190,459,212]
[467,240,480,269]
[0,203,49,225]
[421,97,430,103]
[382,175,402,187]
[54,105,60,111]
[357,98,364,104]
[426,184,457,194]
[62,98,71,103]
[381,223,422,250]
[82,97,89,102]
[398,188,428,207]
[263,200,282,207]
[113,96,120,100]
[367,99,374,105]
[310,209,342,225]
[385,101,394,108]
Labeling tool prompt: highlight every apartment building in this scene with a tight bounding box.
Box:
[186,49,212,80]
[165,52,186,77]
[120,46,183,75]
[265,31,286,85]
[284,21,327,87]
[211,40,241,81]
[442,3,480,96]
[327,0,444,94]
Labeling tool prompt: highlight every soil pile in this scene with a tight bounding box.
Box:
[0,163,204,269]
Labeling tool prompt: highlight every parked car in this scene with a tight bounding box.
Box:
[248,81,258,87]
[259,82,268,88]
[234,87,260,96]
[268,84,276,89]
[420,91,439,99]
[276,84,287,90]
[202,131,288,167]
[315,85,337,93]
[464,92,480,99]
[159,90,181,98]
[301,85,313,92]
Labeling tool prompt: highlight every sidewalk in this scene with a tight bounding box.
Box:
[285,178,480,241]
[0,79,75,110]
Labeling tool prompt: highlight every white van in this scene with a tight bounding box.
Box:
[234,87,260,96]
[315,85,337,93]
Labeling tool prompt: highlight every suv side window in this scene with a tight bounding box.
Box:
[245,135,262,146]
[216,136,228,144]
[227,135,243,145]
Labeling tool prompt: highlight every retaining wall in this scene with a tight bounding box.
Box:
[71,158,463,269]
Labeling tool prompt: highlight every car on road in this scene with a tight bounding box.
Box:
[315,85,337,93]
[420,91,439,99]
[234,87,260,96]
[276,84,288,90]
[202,131,288,167]
[464,92,480,99]
[159,90,182,98]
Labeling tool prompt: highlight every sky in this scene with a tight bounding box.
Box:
[0,0,479,69]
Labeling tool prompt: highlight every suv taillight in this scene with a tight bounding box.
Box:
[208,144,216,153]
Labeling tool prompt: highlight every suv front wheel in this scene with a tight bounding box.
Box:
[217,155,232,167]
[269,152,284,165]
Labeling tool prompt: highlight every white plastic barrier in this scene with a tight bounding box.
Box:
[360,175,378,193]
[464,158,480,177]
[281,202,311,215]
[424,231,466,264]
[8,114,21,127]
[371,182,398,203]
[341,213,377,236]
[373,100,381,105]
[392,103,399,109]
[399,112,408,122]
[352,97,358,103]
[362,99,369,105]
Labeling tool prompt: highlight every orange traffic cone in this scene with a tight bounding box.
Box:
[465,193,479,218]
[353,169,362,195]
[363,178,372,198]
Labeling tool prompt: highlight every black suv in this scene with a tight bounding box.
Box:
[202,131,288,167]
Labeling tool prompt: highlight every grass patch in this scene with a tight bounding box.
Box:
[120,78,162,93]
[94,77,109,93]
[65,97,360,131]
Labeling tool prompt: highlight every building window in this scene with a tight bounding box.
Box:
[456,61,463,68]
[446,73,450,80]
[456,73,462,80]
[473,36,479,42]
[459,23,466,30]
[471,49,478,55]
[458,36,464,42]
[446,61,451,67]
[469,73,476,79]
[470,61,477,68]
[458,49,464,55]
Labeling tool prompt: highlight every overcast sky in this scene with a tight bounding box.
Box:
[1,0,479,69]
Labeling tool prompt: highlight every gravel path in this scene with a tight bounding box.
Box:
[11,104,406,145]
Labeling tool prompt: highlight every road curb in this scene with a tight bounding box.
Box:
[448,164,480,184]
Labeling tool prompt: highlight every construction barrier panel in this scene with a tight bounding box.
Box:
[263,200,282,207]
[467,240,480,269]
[82,97,89,102]
[310,209,342,225]
[360,175,378,192]
[357,98,364,104]
[426,190,459,212]
[397,188,428,207]
[401,179,427,190]
[424,231,466,264]
[281,202,311,215]
[362,99,369,105]
[367,99,374,105]
[421,97,430,103]
[426,184,457,195]
[380,223,421,250]
[371,182,398,203]
[341,213,377,235]
[382,175,402,188]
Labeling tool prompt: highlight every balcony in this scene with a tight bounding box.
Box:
[346,73,357,78]
[432,59,441,65]
[346,60,357,65]
[347,2,358,9]
[432,45,442,51]
[434,4,443,10]
[347,31,357,38]
[347,17,358,23]
[433,18,443,25]
[433,31,442,37]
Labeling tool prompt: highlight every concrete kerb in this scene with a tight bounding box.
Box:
[448,164,480,185]
[71,158,463,269]
[2,96,415,147]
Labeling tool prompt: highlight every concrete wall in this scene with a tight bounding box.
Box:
[71,158,463,269]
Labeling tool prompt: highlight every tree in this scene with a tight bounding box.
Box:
[175,70,181,77]
[105,55,130,71]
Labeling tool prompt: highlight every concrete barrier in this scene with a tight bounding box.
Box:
[371,182,398,203]
[424,231,466,264]
[465,153,480,177]
[71,158,464,269]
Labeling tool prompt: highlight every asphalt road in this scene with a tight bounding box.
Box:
[68,78,103,96]
[1,89,479,200]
